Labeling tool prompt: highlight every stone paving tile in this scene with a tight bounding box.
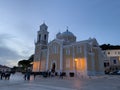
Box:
[0,73,120,90]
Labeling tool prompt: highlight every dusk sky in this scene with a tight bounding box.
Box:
[0,0,120,67]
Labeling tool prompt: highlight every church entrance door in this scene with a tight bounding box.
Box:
[51,62,55,73]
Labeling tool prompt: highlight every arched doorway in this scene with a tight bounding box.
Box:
[51,62,56,73]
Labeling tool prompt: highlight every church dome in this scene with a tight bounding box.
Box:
[56,29,76,44]
[62,30,75,37]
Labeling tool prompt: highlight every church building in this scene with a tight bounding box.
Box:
[32,23,104,77]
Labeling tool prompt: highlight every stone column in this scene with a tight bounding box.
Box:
[60,44,63,71]
[46,47,49,70]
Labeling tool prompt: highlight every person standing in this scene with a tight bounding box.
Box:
[26,69,31,80]
[1,70,5,80]
[24,72,27,80]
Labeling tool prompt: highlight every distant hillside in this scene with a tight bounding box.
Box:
[100,44,120,50]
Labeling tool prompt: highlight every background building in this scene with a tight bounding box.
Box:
[0,65,11,72]
[101,44,120,73]
[33,23,105,77]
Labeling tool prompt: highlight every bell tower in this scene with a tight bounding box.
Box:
[37,23,49,47]
[33,23,49,72]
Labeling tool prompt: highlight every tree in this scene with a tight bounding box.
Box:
[17,54,34,72]
[100,44,120,50]
[18,60,31,71]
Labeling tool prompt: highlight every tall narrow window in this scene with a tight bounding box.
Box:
[118,52,120,54]
[66,48,70,55]
[77,46,81,53]
[66,59,70,68]
[39,34,41,42]
[44,35,46,40]
[104,63,107,67]
[54,46,57,54]
[113,60,117,64]
[51,46,58,54]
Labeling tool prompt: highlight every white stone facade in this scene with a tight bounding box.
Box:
[32,23,104,77]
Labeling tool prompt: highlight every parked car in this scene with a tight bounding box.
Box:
[109,70,120,75]
[117,70,120,74]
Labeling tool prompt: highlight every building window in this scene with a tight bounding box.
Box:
[77,46,81,53]
[107,63,109,66]
[118,52,120,54]
[108,52,110,54]
[50,47,54,54]
[113,59,117,64]
[104,63,107,67]
[119,57,120,61]
[42,50,47,57]
[38,34,41,42]
[44,35,46,40]
[66,48,70,55]
[51,45,58,54]
[66,59,70,68]
[104,62,109,67]
[54,46,58,54]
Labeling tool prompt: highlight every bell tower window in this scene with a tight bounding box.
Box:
[44,35,46,40]
[36,23,49,45]
[39,34,41,42]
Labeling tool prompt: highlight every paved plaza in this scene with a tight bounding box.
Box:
[0,72,120,90]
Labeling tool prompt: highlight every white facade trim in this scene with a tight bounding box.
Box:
[72,46,75,72]
[60,44,63,71]
[46,47,49,70]
[99,48,104,73]
[84,44,88,77]
[90,53,95,75]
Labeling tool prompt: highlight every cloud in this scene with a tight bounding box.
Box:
[0,33,34,67]
[0,46,22,67]
[0,33,15,46]
[0,46,21,59]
